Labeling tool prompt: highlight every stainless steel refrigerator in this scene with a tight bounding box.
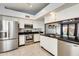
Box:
[0,20,18,52]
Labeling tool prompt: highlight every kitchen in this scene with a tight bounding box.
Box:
[0,3,79,56]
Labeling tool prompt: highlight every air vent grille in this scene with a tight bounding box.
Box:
[25,15,30,18]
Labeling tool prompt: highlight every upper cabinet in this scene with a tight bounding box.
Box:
[44,4,79,23]
[44,12,56,23]
[55,4,79,21]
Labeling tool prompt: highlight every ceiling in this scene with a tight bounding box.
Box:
[53,3,78,12]
[0,3,77,20]
[1,3,49,15]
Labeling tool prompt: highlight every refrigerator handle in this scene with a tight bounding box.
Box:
[8,22,10,38]
[4,32,7,38]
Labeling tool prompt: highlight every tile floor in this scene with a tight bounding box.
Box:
[0,43,51,56]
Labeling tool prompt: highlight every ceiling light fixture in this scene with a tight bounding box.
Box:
[30,4,32,7]
[49,12,56,15]
[50,12,54,15]
[27,3,32,8]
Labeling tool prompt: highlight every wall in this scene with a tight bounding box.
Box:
[56,4,79,21]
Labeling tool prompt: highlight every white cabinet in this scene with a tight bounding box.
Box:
[19,35,26,46]
[34,34,40,42]
[40,35,48,50]
[71,44,79,56]
[40,35,58,56]
[58,40,79,56]
[47,37,57,56]
[44,13,56,23]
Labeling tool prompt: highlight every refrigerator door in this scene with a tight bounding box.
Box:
[9,21,18,39]
[0,20,8,40]
[0,20,18,40]
[0,39,18,52]
[0,20,2,31]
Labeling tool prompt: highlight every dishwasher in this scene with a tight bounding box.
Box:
[58,40,79,56]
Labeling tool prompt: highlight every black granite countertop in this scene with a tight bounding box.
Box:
[41,34,79,45]
[19,31,43,35]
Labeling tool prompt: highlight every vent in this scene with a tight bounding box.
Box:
[25,15,30,18]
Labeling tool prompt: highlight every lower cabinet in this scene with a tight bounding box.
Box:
[19,35,26,46]
[58,40,79,56]
[40,35,58,56]
[40,35,79,56]
[34,34,40,42]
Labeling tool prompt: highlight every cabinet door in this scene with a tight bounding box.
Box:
[42,36,49,51]
[34,34,40,42]
[40,35,49,50]
[40,35,58,56]
[19,35,26,45]
[40,35,46,47]
[44,14,56,23]
[70,43,79,56]
[46,37,58,56]
[58,40,79,56]
[58,40,71,56]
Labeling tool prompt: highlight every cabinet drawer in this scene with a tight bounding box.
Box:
[40,35,58,56]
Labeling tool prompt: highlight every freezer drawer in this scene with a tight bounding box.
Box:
[0,39,18,53]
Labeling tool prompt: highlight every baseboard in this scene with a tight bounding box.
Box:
[41,46,54,56]
[19,44,25,47]
[34,41,40,43]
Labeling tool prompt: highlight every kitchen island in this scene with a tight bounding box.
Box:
[41,34,79,45]
[40,34,79,56]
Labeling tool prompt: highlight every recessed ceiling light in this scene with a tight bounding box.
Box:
[50,12,54,15]
[49,12,56,15]
[30,4,32,7]
[27,3,32,8]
